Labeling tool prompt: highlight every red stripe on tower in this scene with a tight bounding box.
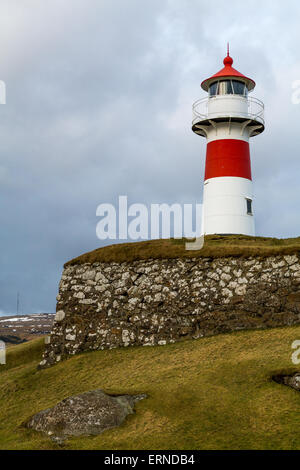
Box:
[205,139,252,181]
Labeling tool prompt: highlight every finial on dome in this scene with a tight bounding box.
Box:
[223,43,233,66]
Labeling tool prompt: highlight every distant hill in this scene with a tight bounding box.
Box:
[0,335,26,345]
[0,314,54,344]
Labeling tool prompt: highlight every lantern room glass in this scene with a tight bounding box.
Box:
[209,80,248,97]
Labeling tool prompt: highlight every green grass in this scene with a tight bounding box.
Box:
[65,235,300,266]
[0,326,299,450]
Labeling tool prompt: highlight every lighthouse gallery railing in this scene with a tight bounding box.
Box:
[192,96,265,126]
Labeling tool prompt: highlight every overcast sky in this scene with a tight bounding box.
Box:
[1,0,300,315]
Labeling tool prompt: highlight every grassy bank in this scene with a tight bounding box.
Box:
[65,235,300,266]
[0,326,299,450]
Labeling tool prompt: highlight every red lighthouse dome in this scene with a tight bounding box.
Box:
[201,51,256,92]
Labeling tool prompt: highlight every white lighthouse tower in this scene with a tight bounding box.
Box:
[192,47,265,236]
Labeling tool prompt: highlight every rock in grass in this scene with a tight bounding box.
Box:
[284,373,300,391]
[26,389,146,441]
[273,373,300,391]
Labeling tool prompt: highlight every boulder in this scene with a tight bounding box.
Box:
[26,389,146,442]
[284,373,300,391]
[273,373,300,392]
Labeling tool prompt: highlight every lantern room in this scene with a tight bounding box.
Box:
[192,49,264,139]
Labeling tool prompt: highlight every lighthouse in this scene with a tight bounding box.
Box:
[192,47,264,236]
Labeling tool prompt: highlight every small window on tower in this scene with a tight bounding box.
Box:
[246,198,253,215]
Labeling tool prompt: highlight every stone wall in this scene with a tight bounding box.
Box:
[39,254,300,368]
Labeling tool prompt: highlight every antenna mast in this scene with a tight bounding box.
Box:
[17,292,20,316]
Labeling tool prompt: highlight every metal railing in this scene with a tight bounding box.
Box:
[192,96,265,126]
